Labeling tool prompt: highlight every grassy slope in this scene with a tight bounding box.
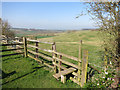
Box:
[2,30,104,88]
[2,48,80,88]
[38,30,104,69]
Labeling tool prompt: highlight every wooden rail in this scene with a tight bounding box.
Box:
[28,49,53,61]
[1,36,102,87]
[53,56,80,69]
[27,39,53,44]
[53,51,80,62]
[27,44,52,53]
[0,43,23,46]
[28,54,54,69]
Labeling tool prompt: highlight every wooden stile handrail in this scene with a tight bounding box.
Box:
[53,51,81,62]
[53,56,80,69]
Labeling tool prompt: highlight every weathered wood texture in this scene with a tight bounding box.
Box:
[70,77,79,85]
[78,40,82,85]
[53,51,79,62]
[61,75,66,83]
[35,42,39,58]
[27,38,53,44]
[53,56,80,69]
[88,64,101,74]
[28,49,52,61]
[58,55,62,72]
[53,62,67,70]
[81,50,88,87]
[23,37,27,57]
[52,42,57,73]
[28,54,54,69]
[53,67,76,80]
[0,43,23,46]
[27,44,52,53]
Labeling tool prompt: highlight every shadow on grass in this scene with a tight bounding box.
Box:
[2,66,44,85]
[2,56,22,61]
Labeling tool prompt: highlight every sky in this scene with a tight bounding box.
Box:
[2,2,97,30]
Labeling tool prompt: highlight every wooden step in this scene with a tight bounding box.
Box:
[53,67,76,79]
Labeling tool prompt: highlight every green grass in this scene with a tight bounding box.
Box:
[36,36,54,39]
[2,30,104,88]
[2,46,81,88]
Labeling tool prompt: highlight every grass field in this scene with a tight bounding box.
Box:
[2,30,104,88]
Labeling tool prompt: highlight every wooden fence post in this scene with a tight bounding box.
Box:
[59,55,62,72]
[35,37,38,58]
[81,50,88,87]
[23,37,27,57]
[52,42,57,73]
[35,42,39,58]
[78,40,82,86]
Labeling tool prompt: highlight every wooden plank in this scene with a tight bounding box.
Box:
[81,50,88,87]
[53,56,80,69]
[0,52,24,57]
[72,72,81,79]
[88,64,101,74]
[0,43,23,46]
[23,37,27,57]
[53,67,76,79]
[53,51,80,62]
[28,49,53,61]
[28,54,43,63]
[27,38,53,44]
[61,75,66,83]
[27,44,52,53]
[70,77,80,85]
[0,48,24,52]
[44,62,54,69]
[12,41,23,44]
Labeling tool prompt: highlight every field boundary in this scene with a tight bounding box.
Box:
[1,36,102,87]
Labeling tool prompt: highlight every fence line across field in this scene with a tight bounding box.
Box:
[1,36,106,87]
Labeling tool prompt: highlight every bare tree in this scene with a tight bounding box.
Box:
[0,18,15,38]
